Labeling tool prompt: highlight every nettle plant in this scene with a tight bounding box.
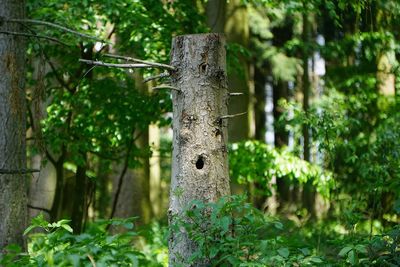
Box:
[170,195,325,266]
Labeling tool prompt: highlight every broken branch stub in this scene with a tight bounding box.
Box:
[168,33,230,265]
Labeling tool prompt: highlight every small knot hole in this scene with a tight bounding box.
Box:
[196,156,204,169]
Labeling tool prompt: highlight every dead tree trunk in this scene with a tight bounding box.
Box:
[168,33,230,265]
[0,0,27,250]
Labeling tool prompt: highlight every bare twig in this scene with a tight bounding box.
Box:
[28,204,51,213]
[104,53,175,70]
[87,254,97,267]
[229,92,244,96]
[79,59,151,69]
[219,112,247,120]
[151,84,180,92]
[5,18,103,42]
[143,71,170,83]
[107,128,137,225]
[0,168,40,174]
[0,30,69,46]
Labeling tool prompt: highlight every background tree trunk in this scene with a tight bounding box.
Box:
[225,0,252,142]
[168,33,230,266]
[0,0,27,250]
[301,9,316,217]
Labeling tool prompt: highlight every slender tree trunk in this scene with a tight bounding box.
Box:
[28,154,55,219]
[254,66,266,141]
[271,16,293,212]
[274,80,291,208]
[0,0,27,250]
[206,0,226,33]
[168,34,230,266]
[149,124,162,218]
[71,154,88,233]
[225,0,251,142]
[96,158,111,219]
[301,9,316,217]
[132,131,153,224]
[50,160,64,221]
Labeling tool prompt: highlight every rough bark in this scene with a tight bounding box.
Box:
[168,34,230,265]
[0,0,27,250]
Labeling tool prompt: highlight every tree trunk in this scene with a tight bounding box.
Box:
[0,0,27,250]
[50,160,65,221]
[254,66,266,141]
[96,158,111,219]
[274,80,291,210]
[71,155,88,233]
[206,0,226,33]
[132,131,153,225]
[225,0,251,142]
[301,10,316,217]
[168,33,230,265]
[149,124,162,218]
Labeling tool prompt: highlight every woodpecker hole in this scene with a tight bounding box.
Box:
[196,156,204,169]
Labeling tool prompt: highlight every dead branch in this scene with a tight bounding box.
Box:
[104,53,175,70]
[219,112,247,120]
[28,204,51,213]
[143,71,170,83]
[0,30,70,46]
[0,169,40,174]
[229,92,244,96]
[4,18,103,42]
[151,84,180,92]
[87,254,97,267]
[79,59,152,68]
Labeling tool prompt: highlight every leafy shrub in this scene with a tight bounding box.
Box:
[229,141,333,197]
[171,195,325,266]
[0,215,147,267]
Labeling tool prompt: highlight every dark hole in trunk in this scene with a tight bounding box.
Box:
[196,156,204,169]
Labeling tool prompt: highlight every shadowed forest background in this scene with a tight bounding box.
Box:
[0,0,399,266]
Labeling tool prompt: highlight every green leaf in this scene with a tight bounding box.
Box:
[23,225,37,236]
[61,224,74,233]
[123,222,134,230]
[274,221,283,230]
[220,216,230,233]
[309,256,323,263]
[210,246,219,258]
[338,246,352,257]
[355,244,367,254]
[299,247,311,256]
[348,250,357,265]
[277,247,290,258]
